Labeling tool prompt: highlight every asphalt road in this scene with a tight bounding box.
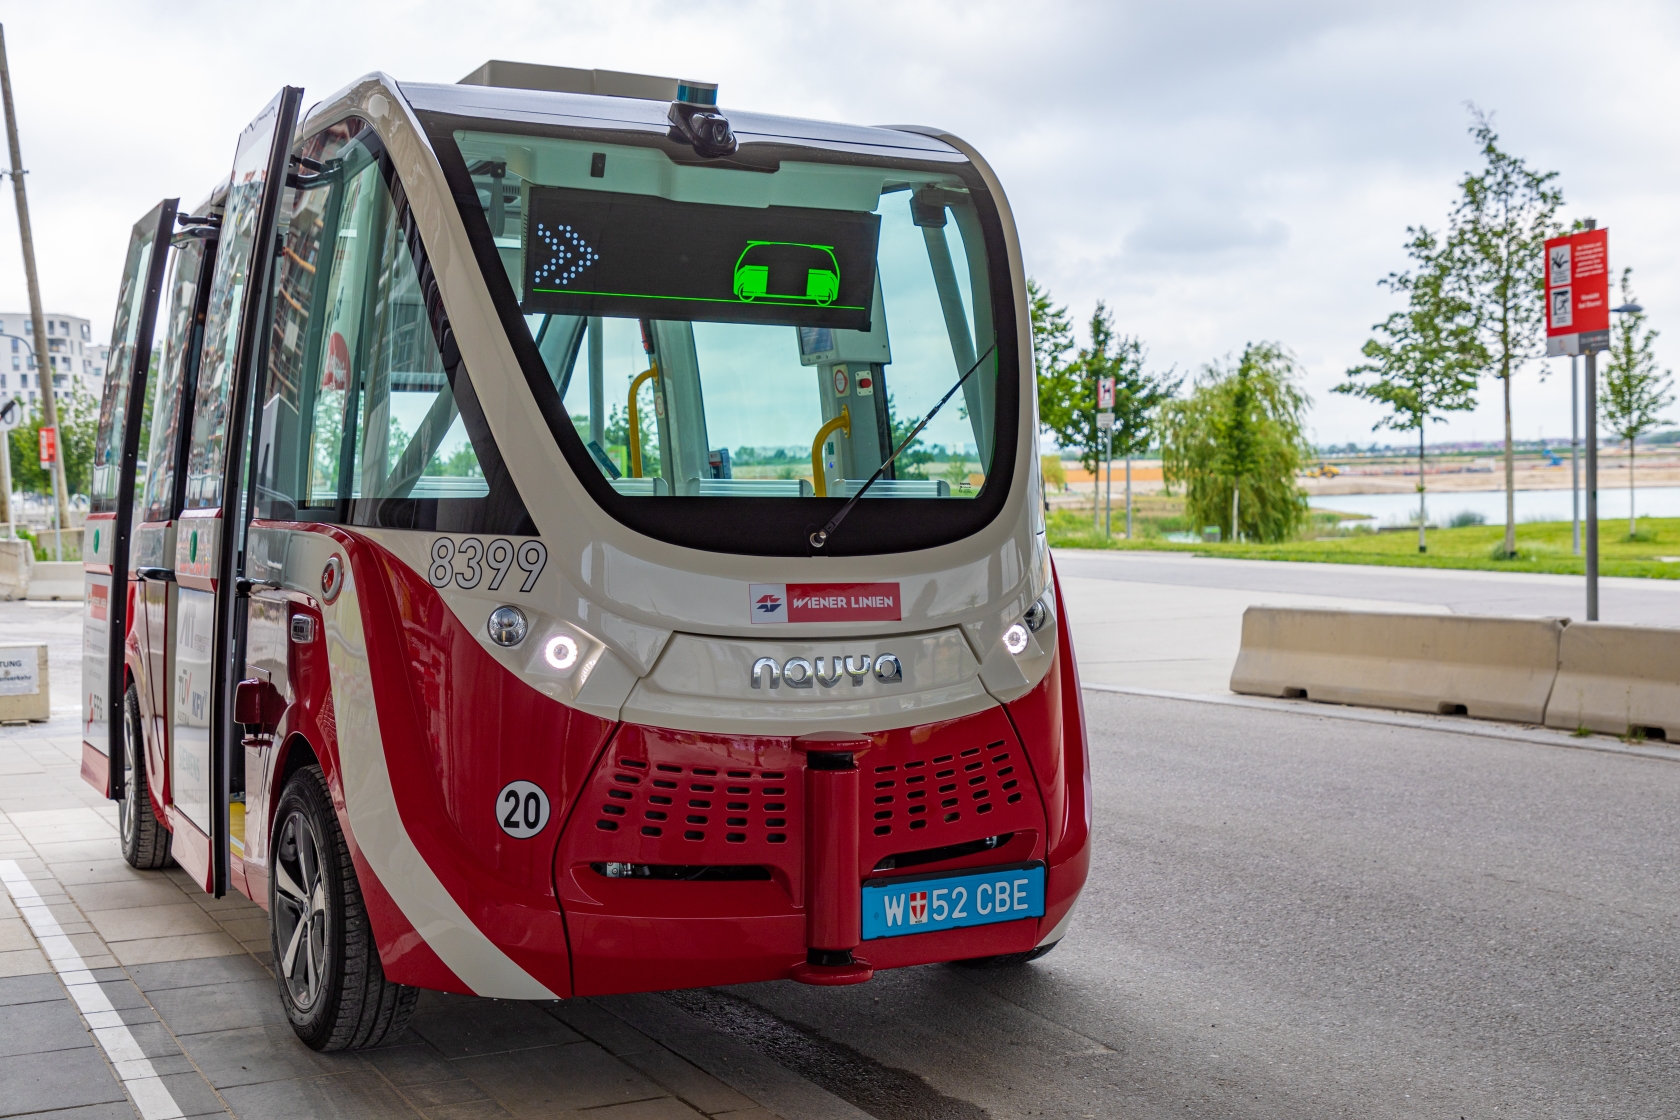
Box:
[1053,550,1680,627]
[718,690,1680,1119]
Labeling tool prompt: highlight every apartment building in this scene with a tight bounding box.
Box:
[0,311,109,414]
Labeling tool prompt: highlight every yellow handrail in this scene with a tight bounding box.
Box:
[626,363,659,478]
[810,406,850,497]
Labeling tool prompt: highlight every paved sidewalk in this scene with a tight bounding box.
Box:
[1055,548,1680,694]
[0,605,853,1120]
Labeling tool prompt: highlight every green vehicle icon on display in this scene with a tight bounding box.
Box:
[732,241,840,305]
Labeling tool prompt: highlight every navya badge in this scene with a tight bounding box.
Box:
[751,653,902,688]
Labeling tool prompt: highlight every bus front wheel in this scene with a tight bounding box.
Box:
[270,764,417,1051]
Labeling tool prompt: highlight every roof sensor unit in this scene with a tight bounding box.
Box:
[668,78,736,158]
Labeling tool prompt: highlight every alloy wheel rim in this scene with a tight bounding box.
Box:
[274,809,329,1011]
[119,708,137,846]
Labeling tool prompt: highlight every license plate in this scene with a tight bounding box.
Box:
[860,863,1045,940]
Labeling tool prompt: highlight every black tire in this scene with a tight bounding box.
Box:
[118,684,171,870]
[950,941,1060,969]
[270,765,417,1051]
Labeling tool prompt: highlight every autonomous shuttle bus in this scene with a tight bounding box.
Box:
[81,63,1090,1050]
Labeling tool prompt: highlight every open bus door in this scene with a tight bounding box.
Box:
[167,86,303,897]
[83,198,177,800]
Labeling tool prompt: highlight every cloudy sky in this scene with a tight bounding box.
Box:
[1,0,1677,448]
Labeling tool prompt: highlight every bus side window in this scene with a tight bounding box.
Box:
[141,236,209,523]
[255,124,531,535]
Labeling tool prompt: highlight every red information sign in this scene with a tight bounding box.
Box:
[38,426,57,466]
[1545,228,1609,354]
[748,582,902,624]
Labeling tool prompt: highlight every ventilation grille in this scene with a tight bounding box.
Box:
[563,710,1043,886]
[864,739,1024,841]
[594,755,791,847]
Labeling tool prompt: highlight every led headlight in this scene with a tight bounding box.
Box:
[544,634,579,671]
[1003,623,1030,656]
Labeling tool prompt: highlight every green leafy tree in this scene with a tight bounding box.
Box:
[1161,342,1310,543]
[1447,106,1565,557]
[603,401,658,480]
[886,400,934,480]
[10,384,99,497]
[1337,225,1485,553]
[1028,277,1075,393]
[1099,315,1179,535]
[1037,298,1176,529]
[1600,269,1674,537]
[1028,277,1078,485]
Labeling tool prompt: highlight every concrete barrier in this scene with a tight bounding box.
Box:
[1544,623,1680,739]
[1230,607,1564,723]
[26,561,83,601]
[0,645,49,722]
[0,540,30,601]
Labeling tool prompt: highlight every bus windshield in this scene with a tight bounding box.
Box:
[451,130,1003,503]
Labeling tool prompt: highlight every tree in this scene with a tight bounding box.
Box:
[1600,268,1674,537]
[1027,277,1075,391]
[9,383,98,497]
[1336,225,1484,553]
[1447,106,1565,558]
[1029,279,1081,495]
[1037,297,1175,530]
[1086,308,1176,535]
[1160,342,1311,543]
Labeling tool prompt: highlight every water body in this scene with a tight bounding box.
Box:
[1318,485,1680,527]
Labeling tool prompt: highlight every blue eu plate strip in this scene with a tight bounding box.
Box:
[861,864,1045,940]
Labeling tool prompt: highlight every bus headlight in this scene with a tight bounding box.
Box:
[487,606,528,647]
[544,634,579,671]
[1023,595,1051,633]
[1003,623,1030,656]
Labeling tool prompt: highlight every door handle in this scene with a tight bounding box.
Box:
[235,576,283,596]
[137,567,175,582]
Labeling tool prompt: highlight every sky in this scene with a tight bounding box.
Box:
[2,0,1678,450]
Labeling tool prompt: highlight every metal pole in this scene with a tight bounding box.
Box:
[587,316,604,448]
[1124,454,1133,539]
[0,416,11,539]
[0,27,71,553]
[1585,349,1598,621]
[1103,428,1112,538]
[1571,354,1580,556]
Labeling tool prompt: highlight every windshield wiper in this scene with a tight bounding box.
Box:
[809,342,997,552]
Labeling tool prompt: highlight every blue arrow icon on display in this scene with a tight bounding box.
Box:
[532,222,600,287]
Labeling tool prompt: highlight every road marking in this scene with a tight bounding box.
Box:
[0,860,186,1120]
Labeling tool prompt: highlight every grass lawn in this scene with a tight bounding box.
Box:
[1046,506,1680,579]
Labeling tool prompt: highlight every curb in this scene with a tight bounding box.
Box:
[1083,683,1680,764]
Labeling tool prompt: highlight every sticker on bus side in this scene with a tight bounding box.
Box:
[861,863,1045,940]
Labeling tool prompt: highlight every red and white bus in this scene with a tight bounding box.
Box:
[80,63,1089,1051]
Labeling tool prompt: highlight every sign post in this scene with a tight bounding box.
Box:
[1098,378,1115,538]
[1097,409,1114,538]
[1545,223,1609,619]
[0,397,17,539]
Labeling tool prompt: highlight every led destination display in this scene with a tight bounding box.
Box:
[521,186,881,330]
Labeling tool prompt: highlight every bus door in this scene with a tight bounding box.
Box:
[82,198,177,798]
[131,212,220,853]
[168,87,303,896]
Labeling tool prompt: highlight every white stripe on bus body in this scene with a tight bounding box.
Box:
[310,534,556,999]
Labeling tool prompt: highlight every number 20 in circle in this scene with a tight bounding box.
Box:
[496,781,550,839]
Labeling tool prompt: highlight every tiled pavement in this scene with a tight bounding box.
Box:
[0,603,861,1120]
